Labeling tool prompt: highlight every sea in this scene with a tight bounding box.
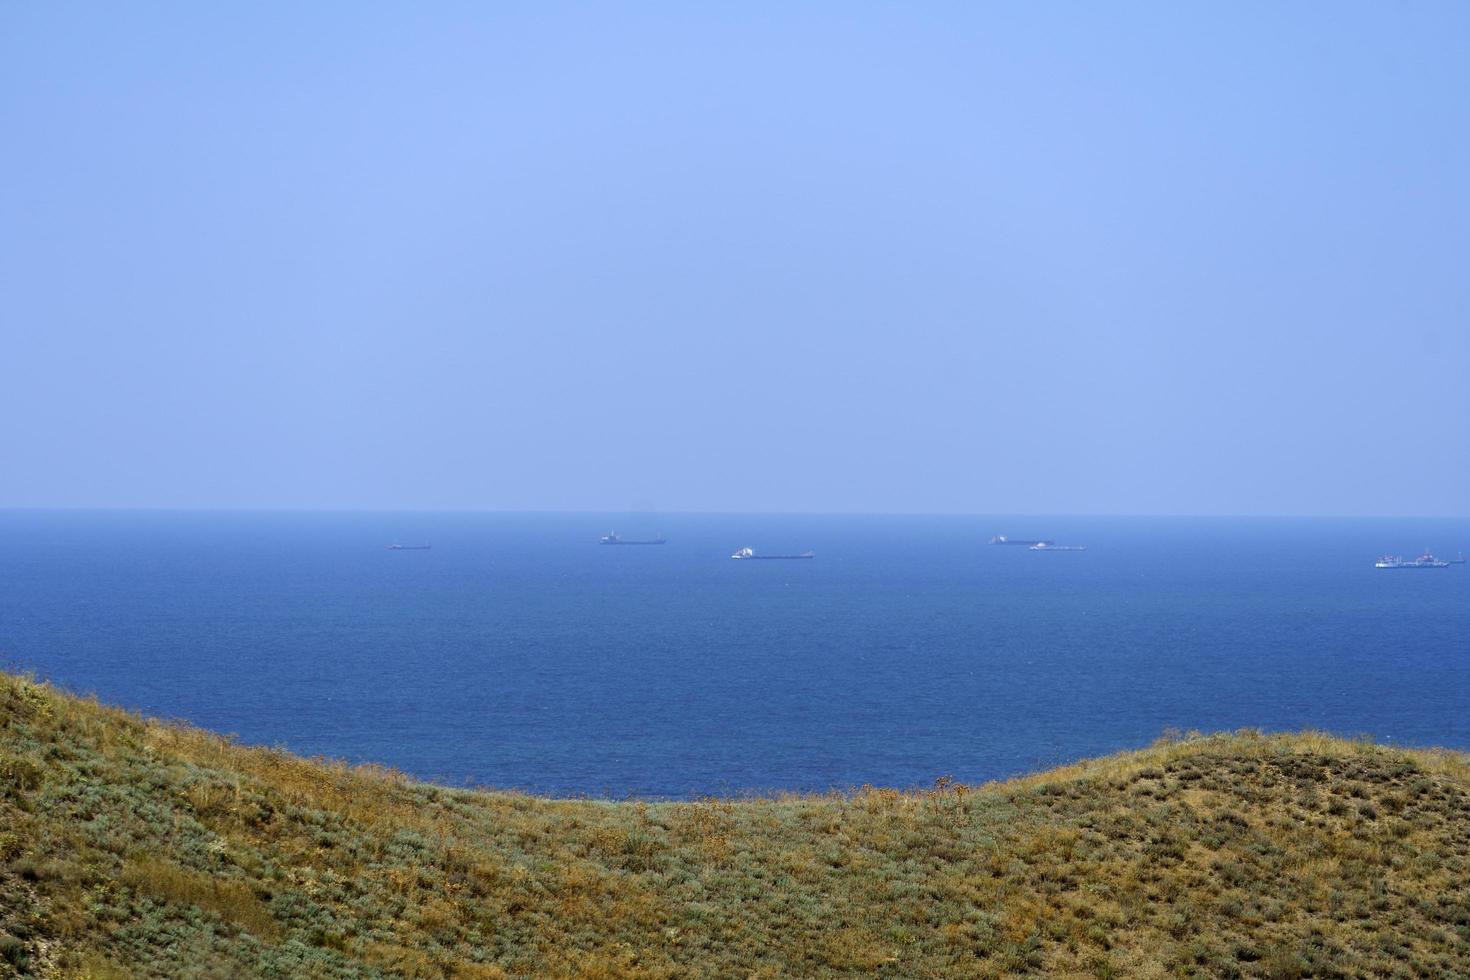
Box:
[3,511,1468,798]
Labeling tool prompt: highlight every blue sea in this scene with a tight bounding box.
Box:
[3,511,1468,798]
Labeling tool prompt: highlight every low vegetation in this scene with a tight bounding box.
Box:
[3,671,1470,978]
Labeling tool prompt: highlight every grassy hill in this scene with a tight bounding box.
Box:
[4,671,1470,979]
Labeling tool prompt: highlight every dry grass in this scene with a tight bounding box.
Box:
[4,671,1470,978]
[118,857,280,942]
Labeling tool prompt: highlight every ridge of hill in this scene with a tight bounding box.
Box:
[4,671,1470,978]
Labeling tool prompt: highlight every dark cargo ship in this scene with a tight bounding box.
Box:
[730,547,814,560]
[600,532,666,545]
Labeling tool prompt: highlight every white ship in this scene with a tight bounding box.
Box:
[1375,550,1452,569]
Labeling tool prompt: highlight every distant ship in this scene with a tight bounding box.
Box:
[387,543,431,551]
[731,547,814,560]
[1375,550,1453,569]
[990,535,1054,546]
[1030,542,1086,552]
[600,532,666,545]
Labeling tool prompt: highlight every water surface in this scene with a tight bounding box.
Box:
[3,511,1467,797]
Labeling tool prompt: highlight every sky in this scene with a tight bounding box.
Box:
[2,2,1467,516]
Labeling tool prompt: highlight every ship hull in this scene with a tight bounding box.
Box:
[733,555,813,560]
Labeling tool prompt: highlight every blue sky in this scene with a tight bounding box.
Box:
[3,2,1467,515]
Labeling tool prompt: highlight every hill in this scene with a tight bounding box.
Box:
[3,671,1470,978]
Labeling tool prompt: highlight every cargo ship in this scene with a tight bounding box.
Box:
[990,535,1054,546]
[1375,551,1453,569]
[1030,542,1086,552]
[600,532,666,545]
[731,547,814,560]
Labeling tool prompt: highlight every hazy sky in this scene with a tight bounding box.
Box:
[3,3,1467,515]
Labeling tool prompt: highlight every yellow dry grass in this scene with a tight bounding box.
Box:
[3,672,1470,978]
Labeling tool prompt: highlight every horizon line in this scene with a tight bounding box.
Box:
[2,506,1468,521]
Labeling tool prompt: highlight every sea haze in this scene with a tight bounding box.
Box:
[3,511,1468,798]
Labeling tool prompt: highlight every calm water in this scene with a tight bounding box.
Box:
[2,511,1468,797]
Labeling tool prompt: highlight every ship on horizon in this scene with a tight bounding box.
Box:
[1375,550,1458,569]
[387,543,431,551]
[600,532,666,545]
[1030,542,1086,552]
[731,547,814,560]
[990,535,1054,546]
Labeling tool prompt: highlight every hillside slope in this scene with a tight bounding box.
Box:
[3,671,1470,978]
